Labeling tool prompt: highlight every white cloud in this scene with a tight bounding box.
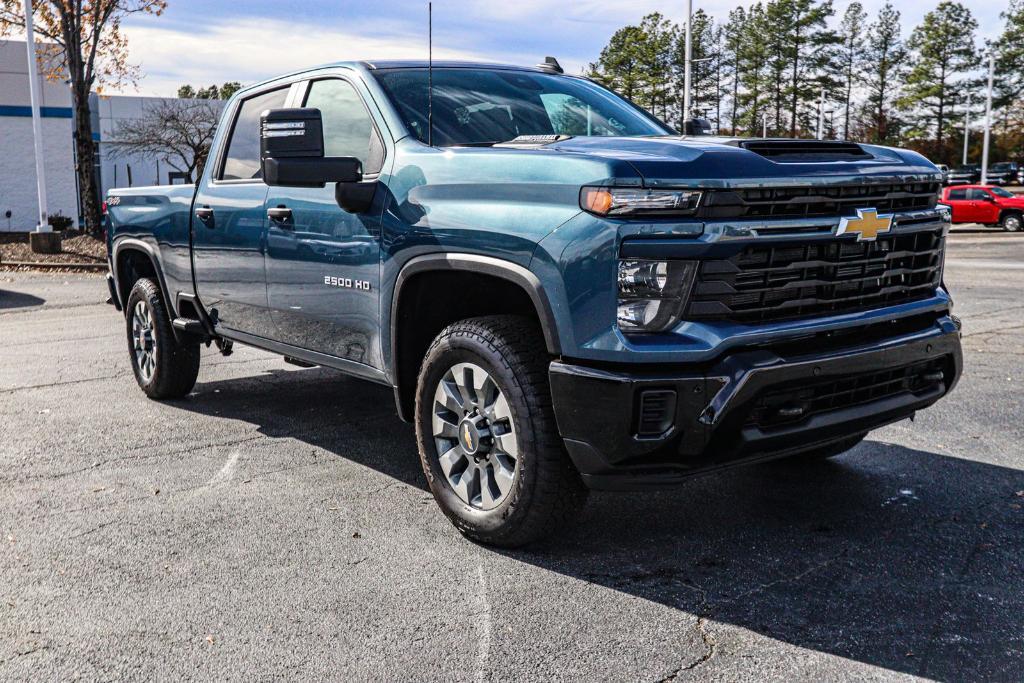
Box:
[116,17,493,97]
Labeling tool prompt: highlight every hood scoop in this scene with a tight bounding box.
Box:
[730,139,872,162]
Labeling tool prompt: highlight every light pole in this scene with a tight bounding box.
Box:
[962,92,971,166]
[816,88,826,139]
[683,0,692,122]
[22,0,49,234]
[981,53,994,185]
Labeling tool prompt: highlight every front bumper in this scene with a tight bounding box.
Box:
[550,315,962,490]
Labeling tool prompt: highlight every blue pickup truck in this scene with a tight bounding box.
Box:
[105,60,962,546]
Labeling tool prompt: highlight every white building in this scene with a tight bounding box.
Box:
[0,40,78,232]
[0,39,227,232]
[92,94,225,198]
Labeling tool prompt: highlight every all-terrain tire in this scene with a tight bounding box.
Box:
[414,315,588,547]
[125,278,200,399]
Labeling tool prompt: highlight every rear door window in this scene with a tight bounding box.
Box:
[220,87,290,180]
[967,188,990,200]
[947,189,967,201]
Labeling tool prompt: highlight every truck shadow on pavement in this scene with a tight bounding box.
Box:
[0,289,45,310]
[178,366,1023,681]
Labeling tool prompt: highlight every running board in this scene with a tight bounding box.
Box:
[172,317,209,338]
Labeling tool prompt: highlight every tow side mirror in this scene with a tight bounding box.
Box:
[260,108,362,187]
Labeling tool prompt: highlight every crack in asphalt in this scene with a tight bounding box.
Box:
[3,332,120,349]
[645,554,848,681]
[66,519,120,541]
[914,524,999,678]
[0,435,268,484]
[0,372,128,395]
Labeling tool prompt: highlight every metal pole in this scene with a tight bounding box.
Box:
[962,92,971,166]
[683,0,692,122]
[762,113,767,138]
[816,88,825,139]
[22,0,49,232]
[981,53,994,185]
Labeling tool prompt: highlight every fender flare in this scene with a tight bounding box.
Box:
[389,254,562,370]
[111,237,175,317]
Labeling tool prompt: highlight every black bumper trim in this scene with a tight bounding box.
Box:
[549,316,962,490]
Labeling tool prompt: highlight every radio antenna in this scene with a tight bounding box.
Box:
[428,2,434,147]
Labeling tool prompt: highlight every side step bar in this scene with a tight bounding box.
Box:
[172,317,209,337]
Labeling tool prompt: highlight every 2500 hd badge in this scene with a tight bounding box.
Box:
[324,275,371,290]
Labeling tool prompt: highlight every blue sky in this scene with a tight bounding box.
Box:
[117,0,1012,96]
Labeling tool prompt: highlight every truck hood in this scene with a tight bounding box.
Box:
[543,136,941,187]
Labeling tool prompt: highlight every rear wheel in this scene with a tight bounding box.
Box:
[414,315,587,547]
[1002,212,1023,232]
[125,278,200,399]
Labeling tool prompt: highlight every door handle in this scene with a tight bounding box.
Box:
[195,206,214,226]
[267,206,293,226]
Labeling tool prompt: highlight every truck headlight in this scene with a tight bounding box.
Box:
[582,187,702,217]
[936,203,952,224]
[617,259,697,332]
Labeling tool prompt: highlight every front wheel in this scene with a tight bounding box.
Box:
[1002,213,1023,232]
[414,315,587,547]
[125,278,200,399]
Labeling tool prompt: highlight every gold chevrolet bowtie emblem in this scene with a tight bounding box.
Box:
[462,424,473,449]
[837,208,894,241]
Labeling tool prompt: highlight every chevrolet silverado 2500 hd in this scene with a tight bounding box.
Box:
[105,60,962,546]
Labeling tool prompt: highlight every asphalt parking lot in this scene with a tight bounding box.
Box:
[1,228,1022,681]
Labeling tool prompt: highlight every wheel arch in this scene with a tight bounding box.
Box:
[389,254,561,422]
[112,238,175,317]
[999,208,1023,223]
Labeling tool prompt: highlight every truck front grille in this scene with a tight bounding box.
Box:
[698,182,939,220]
[686,228,945,324]
[745,358,947,430]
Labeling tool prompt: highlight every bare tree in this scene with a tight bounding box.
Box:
[111,99,220,182]
[0,0,167,234]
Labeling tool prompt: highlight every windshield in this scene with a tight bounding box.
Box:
[373,67,672,146]
[991,163,1014,171]
[990,187,1015,198]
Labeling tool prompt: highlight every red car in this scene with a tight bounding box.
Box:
[941,185,1024,231]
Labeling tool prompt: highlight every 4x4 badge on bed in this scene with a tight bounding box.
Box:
[837,208,894,241]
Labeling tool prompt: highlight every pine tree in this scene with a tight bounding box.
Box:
[901,1,979,158]
[783,0,837,136]
[835,2,867,139]
[587,25,647,103]
[860,3,906,145]
[737,3,773,135]
[722,6,748,134]
[993,0,1024,158]
[765,0,792,135]
[588,14,677,121]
